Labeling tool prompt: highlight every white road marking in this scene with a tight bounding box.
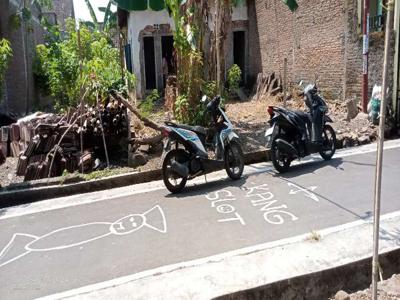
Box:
[288,183,319,202]
[1,139,400,220]
[38,210,400,300]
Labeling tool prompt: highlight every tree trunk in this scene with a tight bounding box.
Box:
[215,0,221,93]
[22,0,30,115]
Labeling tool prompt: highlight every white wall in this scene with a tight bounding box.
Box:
[127,5,247,98]
[127,10,174,98]
[232,5,248,21]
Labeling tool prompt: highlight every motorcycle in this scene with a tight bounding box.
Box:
[161,95,244,193]
[265,83,336,173]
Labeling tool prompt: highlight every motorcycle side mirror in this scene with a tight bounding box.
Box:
[201,95,207,103]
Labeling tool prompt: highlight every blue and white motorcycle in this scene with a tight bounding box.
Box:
[161,96,244,193]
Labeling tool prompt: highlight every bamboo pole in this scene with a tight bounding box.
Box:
[77,25,85,174]
[371,1,394,299]
[96,92,110,168]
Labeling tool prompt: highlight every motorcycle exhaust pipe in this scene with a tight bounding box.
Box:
[276,139,298,156]
[170,161,189,178]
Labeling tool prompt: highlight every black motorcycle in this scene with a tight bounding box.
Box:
[265,83,336,173]
[161,95,244,193]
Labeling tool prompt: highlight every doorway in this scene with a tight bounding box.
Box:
[233,31,246,85]
[161,36,175,74]
[144,36,156,90]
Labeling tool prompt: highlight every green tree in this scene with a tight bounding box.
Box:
[34,19,135,111]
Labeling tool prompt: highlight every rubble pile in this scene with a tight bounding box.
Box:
[0,100,128,181]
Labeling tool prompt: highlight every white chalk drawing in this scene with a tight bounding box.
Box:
[287,182,319,202]
[246,183,298,225]
[205,190,246,225]
[0,205,167,268]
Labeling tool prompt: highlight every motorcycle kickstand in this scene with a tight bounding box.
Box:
[204,173,207,183]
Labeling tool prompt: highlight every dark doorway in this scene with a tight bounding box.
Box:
[144,36,156,90]
[233,31,246,84]
[162,36,175,75]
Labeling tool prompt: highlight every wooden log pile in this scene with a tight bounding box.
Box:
[252,72,283,100]
[1,100,128,181]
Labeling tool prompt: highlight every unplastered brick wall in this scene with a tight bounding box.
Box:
[343,0,393,101]
[254,0,346,100]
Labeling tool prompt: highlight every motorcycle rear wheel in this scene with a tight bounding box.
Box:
[271,135,292,173]
[162,149,188,193]
[224,141,244,180]
[319,125,336,160]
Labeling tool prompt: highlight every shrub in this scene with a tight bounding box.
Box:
[0,39,12,101]
[227,64,242,92]
[34,19,135,111]
[139,89,159,117]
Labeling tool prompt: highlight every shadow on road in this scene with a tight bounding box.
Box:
[165,176,250,199]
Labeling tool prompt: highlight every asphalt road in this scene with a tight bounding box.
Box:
[1,142,400,299]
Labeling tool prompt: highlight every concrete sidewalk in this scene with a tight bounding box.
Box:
[39,211,400,300]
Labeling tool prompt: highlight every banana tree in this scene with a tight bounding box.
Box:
[83,0,117,32]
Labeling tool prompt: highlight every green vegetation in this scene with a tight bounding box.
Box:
[34,19,135,111]
[139,89,159,117]
[227,64,242,92]
[81,168,133,181]
[0,39,12,100]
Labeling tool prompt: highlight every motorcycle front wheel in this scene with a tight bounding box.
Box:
[319,125,336,160]
[224,141,244,180]
[271,135,292,173]
[162,149,188,193]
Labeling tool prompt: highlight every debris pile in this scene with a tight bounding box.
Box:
[0,101,128,181]
[252,72,283,100]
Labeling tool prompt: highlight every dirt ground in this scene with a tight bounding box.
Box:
[333,274,400,300]
[1,95,396,188]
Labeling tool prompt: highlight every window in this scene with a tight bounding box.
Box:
[358,0,386,32]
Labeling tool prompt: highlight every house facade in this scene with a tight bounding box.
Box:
[118,0,258,98]
[118,0,399,121]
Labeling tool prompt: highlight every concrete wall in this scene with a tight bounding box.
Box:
[0,0,75,115]
[0,0,45,115]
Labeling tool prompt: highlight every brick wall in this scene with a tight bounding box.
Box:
[254,0,346,99]
[247,0,262,86]
[343,0,393,102]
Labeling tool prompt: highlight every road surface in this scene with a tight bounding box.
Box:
[1,140,400,299]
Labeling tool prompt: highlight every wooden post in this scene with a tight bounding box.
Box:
[371,1,394,299]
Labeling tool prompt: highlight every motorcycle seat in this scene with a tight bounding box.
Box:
[166,122,208,137]
[293,111,311,124]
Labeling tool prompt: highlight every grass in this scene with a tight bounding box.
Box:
[58,167,135,184]
[307,230,322,242]
[81,168,134,181]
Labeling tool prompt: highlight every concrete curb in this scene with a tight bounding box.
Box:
[0,150,268,208]
[216,249,400,300]
[38,212,400,300]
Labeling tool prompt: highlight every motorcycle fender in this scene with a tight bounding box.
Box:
[323,115,333,123]
[161,138,172,160]
[265,124,277,149]
[227,131,239,143]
